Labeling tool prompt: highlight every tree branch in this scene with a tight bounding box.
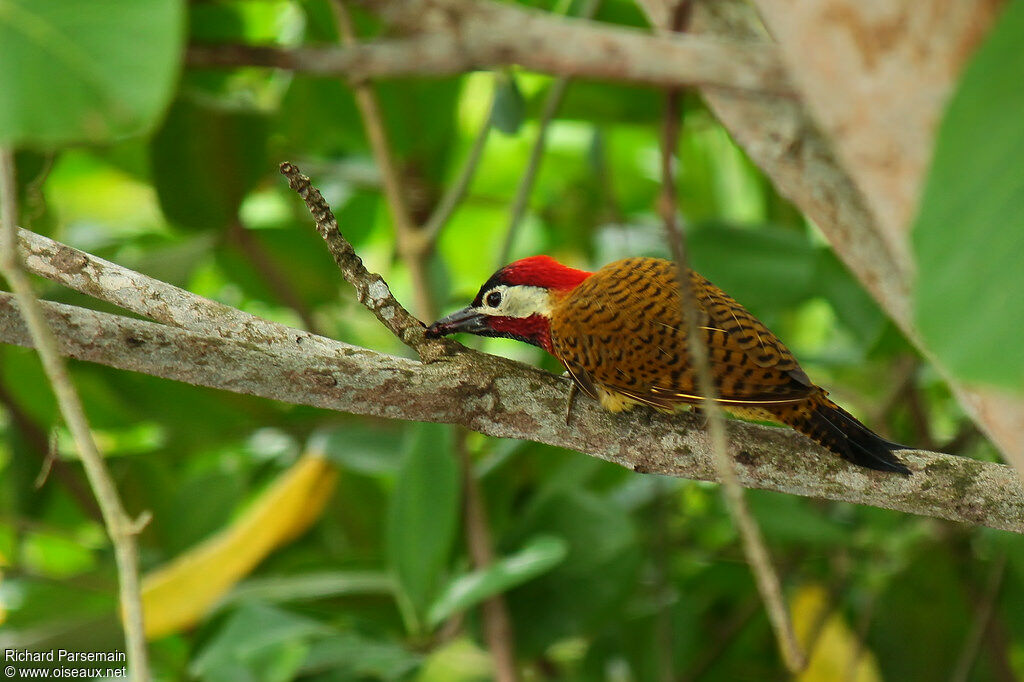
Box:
[0,287,1020,534]
[16,227,345,357]
[186,0,792,95]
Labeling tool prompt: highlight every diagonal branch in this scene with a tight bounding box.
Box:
[0,291,1021,534]
[1,152,150,680]
[16,227,345,357]
[279,162,437,354]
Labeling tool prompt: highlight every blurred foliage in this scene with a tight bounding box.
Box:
[1,1,1022,681]
[913,0,1024,391]
[0,0,184,146]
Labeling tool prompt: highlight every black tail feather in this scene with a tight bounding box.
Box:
[772,396,912,475]
[808,400,911,474]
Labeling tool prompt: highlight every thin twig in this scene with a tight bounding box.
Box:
[456,433,519,682]
[498,0,602,265]
[657,4,804,670]
[0,373,102,521]
[950,554,1008,682]
[278,162,435,354]
[0,151,150,679]
[422,82,498,246]
[331,0,435,320]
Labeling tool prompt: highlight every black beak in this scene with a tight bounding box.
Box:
[424,306,489,338]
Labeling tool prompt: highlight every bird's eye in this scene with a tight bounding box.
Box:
[485,291,502,307]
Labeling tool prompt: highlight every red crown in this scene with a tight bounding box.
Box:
[500,255,591,291]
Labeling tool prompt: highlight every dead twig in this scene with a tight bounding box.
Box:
[0,150,151,680]
[497,0,603,266]
[186,0,792,95]
[278,162,433,354]
[950,554,1008,682]
[657,3,804,671]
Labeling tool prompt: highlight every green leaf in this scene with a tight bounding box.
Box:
[506,488,640,656]
[315,423,406,475]
[912,1,1024,392]
[427,535,568,627]
[0,0,184,146]
[150,98,270,231]
[192,603,328,682]
[492,73,526,135]
[226,571,394,605]
[387,423,460,633]
[688,223,818,313]
[813,249,887,347]
[302,632,421,680]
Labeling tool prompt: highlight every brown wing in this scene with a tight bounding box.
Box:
[549,257,814,408]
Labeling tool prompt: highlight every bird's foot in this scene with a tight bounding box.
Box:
[565,382,579,426]
[690,404,710,429]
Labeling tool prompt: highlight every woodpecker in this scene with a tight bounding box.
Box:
[425,255,911,474]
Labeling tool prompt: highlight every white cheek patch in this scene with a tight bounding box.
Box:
[484,285,551,318]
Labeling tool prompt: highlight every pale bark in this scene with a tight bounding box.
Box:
[0,284,1021,534]
[187,0,792,95]
[749,0,1005,258]
[687,0,1024,477]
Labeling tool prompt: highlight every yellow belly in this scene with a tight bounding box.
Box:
[598,386,777,424]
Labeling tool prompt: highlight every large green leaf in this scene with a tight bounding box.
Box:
[913,1,1024,391]
[387,423,460,633]
[688,222,818,313]
[506,488,640,656]
[226,571,394,605]
[191,603,328,682]
[150,98,270,231]
[301,633,421,680]
[426,535,568,627]
[0,0,183,146]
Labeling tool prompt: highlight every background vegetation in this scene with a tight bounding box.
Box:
[2,0,1023,680]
